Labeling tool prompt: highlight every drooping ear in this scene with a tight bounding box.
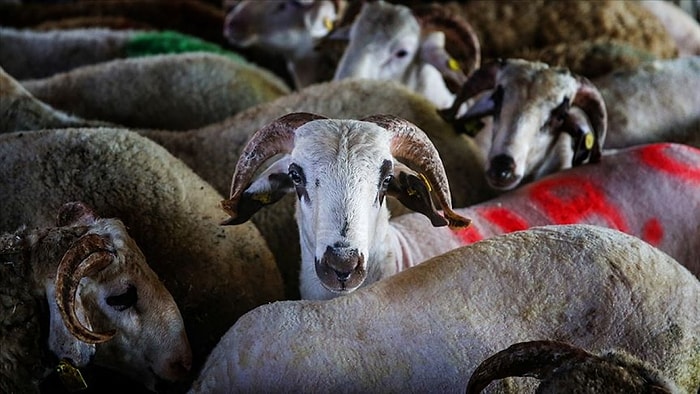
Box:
[303,0,340,38]
[387,162,448,227]
[560,106,599,167]
[221,155,294,225]
[45,282,96,367]
[419,31,467,94]
[56,202,98,227]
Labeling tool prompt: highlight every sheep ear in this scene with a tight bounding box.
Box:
[56,202,98,227]
[45,282,96,367]
[304,0,340,38]
[419,31,466,94]
[557,105,599,167]
[388,162,448,227]
[222,155,293,225]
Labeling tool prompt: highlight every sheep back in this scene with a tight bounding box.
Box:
[20,53,291,130]
[192,224,700,393]
[0,128,285,371]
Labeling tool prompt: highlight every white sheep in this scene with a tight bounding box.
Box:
[191,224,700,393]
[640,0,700,56]
[465,340,682,393]
[223,0,348,89]
[440,56,700,190]
[0,65,110,133]
[19,52,291,130]
[1,201,191,393]
[0,27,248,80]
[0,128,285,383]
[221,111,700,300]
[333,0,480,110]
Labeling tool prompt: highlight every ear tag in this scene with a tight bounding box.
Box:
[56,359,88,392]
[447,58,461,72]
[418,173,432,192]
[584,133,594,150]
[323,17,334,31]
[252,192,272,204]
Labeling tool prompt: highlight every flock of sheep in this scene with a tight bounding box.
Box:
[1,0,699,393]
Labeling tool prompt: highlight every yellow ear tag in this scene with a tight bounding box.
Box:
[584,133,595,150]
[447,58,461,72]
[323,17,334,31]
[418,173,432,192]
[253,193,272,204]
[56,359,88,392]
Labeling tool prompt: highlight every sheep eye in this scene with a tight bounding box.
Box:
[288,165,304,186]
[106,284,137,311]
[381,175,393,189]
[395,49,409,59]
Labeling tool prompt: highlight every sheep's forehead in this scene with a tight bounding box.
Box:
[293,120,392,175]
[354,1,419,43]
[500,63,579,115]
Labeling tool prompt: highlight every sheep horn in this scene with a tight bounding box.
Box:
[55,233,117,344]
[221,112,327,224]
[466,341,593,394]
[362,114,470,228]
[438,58,503,122]
[571,76,607,163]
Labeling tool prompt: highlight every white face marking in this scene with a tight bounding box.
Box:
[291,120,394,292]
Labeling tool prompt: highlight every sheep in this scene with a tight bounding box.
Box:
[333,0,481,110]
[221,110,700,300]
[0,65,110,133]
[139,79,493,298]
[222,0,349,89]
[0,201,191,393]
[440,56,700,190]
[191,224,700,393]
[0,27,247,80]
[465,340,682,393]
[19,52,291,130]
[0,128,285,379]
[639,0,700,57]
[0,0,228,46]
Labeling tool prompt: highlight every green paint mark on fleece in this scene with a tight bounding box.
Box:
[126,30,246,63]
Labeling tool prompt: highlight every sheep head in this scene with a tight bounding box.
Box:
[332,1,479,108]
[222,113,469,297]
[440,59,607,191]
[223,0,344,54]
[48,202,191,390]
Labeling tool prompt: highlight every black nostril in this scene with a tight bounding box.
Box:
[488,154,516,181]
[334,269,352,282]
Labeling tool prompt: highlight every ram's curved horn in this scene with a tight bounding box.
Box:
[466,341,592,394]
[439,58,504,122]
[362,114,470,228]
[571,76,607,163]
[55,233,117,344]
[221,112,327,224]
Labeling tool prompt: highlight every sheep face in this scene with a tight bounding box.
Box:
[223,0,339,54]
[47,205,191,390]
[449,60,607,191]
[334,1,421,83]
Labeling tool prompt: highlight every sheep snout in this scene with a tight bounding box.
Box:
[316,246,366,292]
[486,154,520,190]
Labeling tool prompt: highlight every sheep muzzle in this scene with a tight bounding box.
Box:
[316,246,366,292]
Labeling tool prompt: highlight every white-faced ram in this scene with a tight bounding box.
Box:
[0,201,191,393]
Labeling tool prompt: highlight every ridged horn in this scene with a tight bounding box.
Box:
[572,76,607,163]
[221,112,327,224]
[55,233,117,344]
[361,114,470,228]
[466,341,593,394]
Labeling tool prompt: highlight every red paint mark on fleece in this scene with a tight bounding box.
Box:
[454,224,484,245]
[478,206,530,233]
[638,144,700,184]
[529,177,629,232]
[642,218,664,246]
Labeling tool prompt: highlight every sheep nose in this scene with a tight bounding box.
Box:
[322,245,361,281]
[487,154,518,188]
[316,246,366,292]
